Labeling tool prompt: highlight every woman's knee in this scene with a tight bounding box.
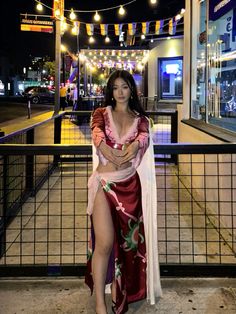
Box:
[95,240,113,256]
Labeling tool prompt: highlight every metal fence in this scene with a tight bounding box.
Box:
[0,111,236,277]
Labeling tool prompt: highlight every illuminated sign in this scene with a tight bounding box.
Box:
[20,18,54,33]
[165,64,179,74]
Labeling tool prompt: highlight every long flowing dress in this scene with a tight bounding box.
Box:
[85,106,162,314]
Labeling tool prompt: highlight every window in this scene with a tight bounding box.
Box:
[191,0,236,132]
[159,57,183,100]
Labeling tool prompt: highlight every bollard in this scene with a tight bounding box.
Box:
[27,99,31,119]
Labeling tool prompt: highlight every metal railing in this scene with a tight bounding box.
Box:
[1,109,235,277]
[0,143,236,277]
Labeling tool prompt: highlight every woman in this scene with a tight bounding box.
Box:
[85,70,162,314]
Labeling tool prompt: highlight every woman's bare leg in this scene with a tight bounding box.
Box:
[92,187,114,314]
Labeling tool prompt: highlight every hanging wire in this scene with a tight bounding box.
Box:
[34,0,137,13]
[65,0,137,13]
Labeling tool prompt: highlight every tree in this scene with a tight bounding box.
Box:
[44,61,55,77]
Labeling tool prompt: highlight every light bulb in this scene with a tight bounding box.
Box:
[55,9,60,17]
[150,0,157,4]
[94,11,101,22]
[70,9,76,20]
[105,36,110,43]
[61,44,67,52]
[36,2,43,11]
[62,21,68,31]
[141,34,145,40]
[89,36,95,44]
[118,5,125,16]
[175,14,181,21]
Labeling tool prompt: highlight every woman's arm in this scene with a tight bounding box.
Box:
[91,108,106,147]
[119,116,149,165]
[91,108,120,166]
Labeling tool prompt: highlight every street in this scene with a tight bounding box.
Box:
[0,98,54,124]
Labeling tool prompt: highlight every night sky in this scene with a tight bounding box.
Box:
[0,0,185,66]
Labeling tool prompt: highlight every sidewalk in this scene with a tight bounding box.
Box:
[0,277,236,314]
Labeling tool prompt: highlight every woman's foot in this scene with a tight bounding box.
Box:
[111,300,117,313]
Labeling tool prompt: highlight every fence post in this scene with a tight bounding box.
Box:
[0,157,8,257]
[27,100,31,119]
[171,110,178,164]
[25,129,35,193]
[54,115,62,164]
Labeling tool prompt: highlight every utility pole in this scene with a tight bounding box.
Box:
[53,0,64,113]
[54,18,61,113]
[76,34,80,102]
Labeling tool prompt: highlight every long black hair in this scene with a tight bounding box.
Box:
[103,70,147,116]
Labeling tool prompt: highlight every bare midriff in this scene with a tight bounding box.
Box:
[96,159,132,173]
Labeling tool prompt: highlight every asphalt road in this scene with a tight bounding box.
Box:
[0,98,54,124]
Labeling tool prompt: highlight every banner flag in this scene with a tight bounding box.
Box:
[100,24,108,36]
[114,24,123,36]
[155,20,164,34]
[86,24,94,36]
[142,22,150,34]
[114,24,119,36]
[168,18,177,35]
[128,23,137,36]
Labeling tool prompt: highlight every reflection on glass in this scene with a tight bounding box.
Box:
[191,0,236,132]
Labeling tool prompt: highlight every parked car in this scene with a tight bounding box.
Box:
[23,86,54,104]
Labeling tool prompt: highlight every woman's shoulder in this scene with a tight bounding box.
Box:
[138,114,150,128]
[92,106,107,116]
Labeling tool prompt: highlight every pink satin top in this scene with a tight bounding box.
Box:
[91,106,149,169]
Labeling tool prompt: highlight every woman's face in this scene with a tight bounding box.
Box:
[112,77,131,105]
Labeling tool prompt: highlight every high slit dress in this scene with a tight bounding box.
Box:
[85,106,162,314]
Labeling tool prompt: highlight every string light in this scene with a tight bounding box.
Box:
[55,8,61,17]
[36,1,43,11]
[94,11,101,22]
[32,1,184,46]
[175,14,181,21]
[105,36,110,43]
[61,44,67,52]
[118,5,125,16]
[70,9,76,20]
[61,17,68,32]
[89,36,95,44]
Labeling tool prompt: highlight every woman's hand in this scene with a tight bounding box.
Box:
[98,141,121,166]
[119,141,139,165]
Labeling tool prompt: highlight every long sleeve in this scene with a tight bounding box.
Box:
[132,116,150,169]
[91,108,106,147]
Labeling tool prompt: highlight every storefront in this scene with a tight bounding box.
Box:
[188,0,236,134]
[148,37,184,105]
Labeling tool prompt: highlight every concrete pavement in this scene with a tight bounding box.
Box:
[0,277,236,314]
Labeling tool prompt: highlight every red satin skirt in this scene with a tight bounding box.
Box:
[85,171,147,314]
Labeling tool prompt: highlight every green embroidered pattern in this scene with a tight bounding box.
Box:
[121,218,144,251]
